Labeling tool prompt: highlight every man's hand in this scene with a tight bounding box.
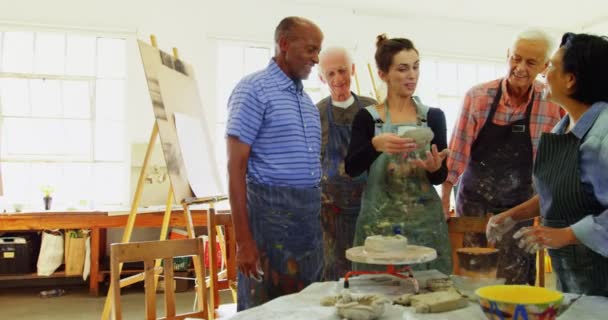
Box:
[236,238,263,281]
[227,136,263,281]
[372,133,416,154]
[410,144,449,173]
[513,226,579,254]
[486,212,517,245]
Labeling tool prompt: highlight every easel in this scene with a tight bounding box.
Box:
[101,35,224,320]
[353,64,361,96]
[367,63,381,101]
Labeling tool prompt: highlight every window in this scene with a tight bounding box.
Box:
[0,30,128,210]
[416,56,505,207]
[302,66,324,103]
[417,57,505,139]
[214,41,272,193]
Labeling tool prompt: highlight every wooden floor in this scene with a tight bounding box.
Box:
[0,286,237,320]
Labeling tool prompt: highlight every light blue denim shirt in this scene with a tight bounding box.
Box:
[542,101,608,257]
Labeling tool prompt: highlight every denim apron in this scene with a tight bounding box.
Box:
[320,94,367,281]
[237,182,323,310]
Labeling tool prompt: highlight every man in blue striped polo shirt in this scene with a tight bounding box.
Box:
[226,16,324,310]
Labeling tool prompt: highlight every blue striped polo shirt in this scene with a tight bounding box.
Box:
[226,59,321,188]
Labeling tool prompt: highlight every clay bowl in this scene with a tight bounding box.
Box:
[476,285,563,320]
[457,247,499,278]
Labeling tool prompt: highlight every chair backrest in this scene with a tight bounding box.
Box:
[447,216,490,276]
[110,238,208,320]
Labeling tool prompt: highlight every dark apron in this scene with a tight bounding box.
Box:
[534,131,608,296]
[237,183,323,311]
[320,94,367,281]
[456,81,536,285]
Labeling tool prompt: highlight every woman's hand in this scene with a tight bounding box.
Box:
[410,144,449,173]
[372,133,416,154]
[513,226,579,254]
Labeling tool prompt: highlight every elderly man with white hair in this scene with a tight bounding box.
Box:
[442,28,562,284]
[316,47,376,281]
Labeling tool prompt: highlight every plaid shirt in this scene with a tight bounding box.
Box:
[446,78,562,185]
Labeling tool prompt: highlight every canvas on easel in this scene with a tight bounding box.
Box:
[137,40,224,201]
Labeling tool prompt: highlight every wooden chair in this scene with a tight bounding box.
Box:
[447,216,545,286]
[110,238,210,320]
[211,226,237,303]
[193,226,237,309]
[447,216,490,276]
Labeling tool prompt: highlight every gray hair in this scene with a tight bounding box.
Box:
[318,47,353,75]
[513,28,555,61]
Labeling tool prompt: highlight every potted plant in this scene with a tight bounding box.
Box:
[41,185,54,210]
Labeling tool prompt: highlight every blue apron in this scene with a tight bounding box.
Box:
[237,182,323,311]
[320,94,367,281]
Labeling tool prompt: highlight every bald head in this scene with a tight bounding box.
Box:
[274,16,320,46]
[273,16,323,80]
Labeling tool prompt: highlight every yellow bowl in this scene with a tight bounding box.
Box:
[475,285,563,320]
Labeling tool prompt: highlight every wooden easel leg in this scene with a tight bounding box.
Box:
[367,63,380,101]
[182,203,211,319]
[101,123,159,320]
[151,187,175,293]
[353,65,361,96]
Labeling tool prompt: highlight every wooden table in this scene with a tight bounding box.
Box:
[0,210,235,296]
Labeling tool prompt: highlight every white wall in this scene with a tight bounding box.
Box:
[0,0,573,143]
[583,21,608,35]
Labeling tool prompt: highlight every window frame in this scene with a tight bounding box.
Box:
[0,27,129,209]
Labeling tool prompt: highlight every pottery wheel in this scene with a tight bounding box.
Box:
[346,245,437,265]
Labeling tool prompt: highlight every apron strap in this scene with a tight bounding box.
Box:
[413,96,429,126]
[487,81,503,121]
[365,97,432,134]
[365,105,382,137]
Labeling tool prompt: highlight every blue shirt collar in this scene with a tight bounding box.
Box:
[554,101,608,138]
[268,58,303,93]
